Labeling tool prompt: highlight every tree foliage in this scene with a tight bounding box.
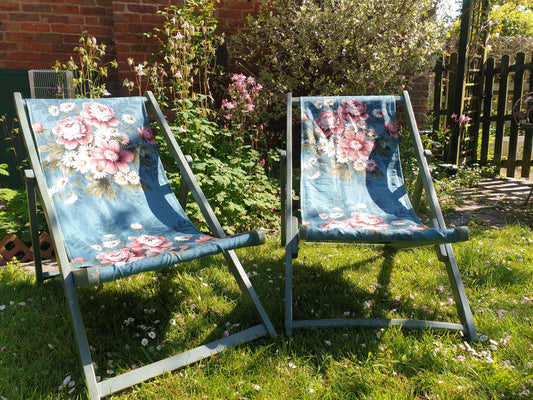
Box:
[234,0,445,113]
[488,0,533,37]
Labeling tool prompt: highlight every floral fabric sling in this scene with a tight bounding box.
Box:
[299,96,462,245]
[26,97,261,286]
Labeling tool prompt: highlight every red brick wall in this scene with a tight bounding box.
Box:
[0,0,430,117]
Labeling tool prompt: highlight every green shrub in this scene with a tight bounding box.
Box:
[234,0,445,117]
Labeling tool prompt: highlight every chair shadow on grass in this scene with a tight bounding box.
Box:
[0,253,271,399]
[289,244,469,329]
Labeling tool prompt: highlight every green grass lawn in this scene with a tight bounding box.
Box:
[1,225,532,399]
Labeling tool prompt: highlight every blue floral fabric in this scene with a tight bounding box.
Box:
[26,97,262,285]
[299,96,462,244]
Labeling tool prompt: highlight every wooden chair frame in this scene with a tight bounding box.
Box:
[15,91,276,399]
[282,91,477,341]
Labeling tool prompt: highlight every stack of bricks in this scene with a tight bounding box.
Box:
[0,233,55,266]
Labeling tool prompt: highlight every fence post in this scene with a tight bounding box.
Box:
[494,55,510,167]
[480,57,494,165]
[433,55,444,133]
[507,52,525,178]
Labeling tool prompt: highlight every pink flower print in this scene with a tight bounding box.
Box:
[138,126,155,144]
[340,99,369,123]
[32,122,43,133]
[127,235,173,253]
[338,130,375,161]
[409,224,429,231]
[130,222,143,230]
[196,235,216,243]
[315,110,345,138]
[81,102,120,129]
[384,120,398,138]
[53,116,93,150]
[91,140,134,175]
[349,212,385,229]
[96,248,145,264]
[320,220,351,230]
[366,159,377,171]
[72,257,86,262]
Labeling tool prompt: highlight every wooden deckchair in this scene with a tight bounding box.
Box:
[282,91,477,340]
[15,92,276,399]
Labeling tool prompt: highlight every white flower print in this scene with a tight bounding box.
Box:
[59,102,76,113]
[48,105,60,116]
[122,114,136,124]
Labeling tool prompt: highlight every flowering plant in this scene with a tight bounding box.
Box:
[53,32,117,99]
[220,74,265,152]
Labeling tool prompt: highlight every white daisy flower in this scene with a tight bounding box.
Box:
[127,171,140,185]
[102,240,120,248]
[141,338,148,346]
[94,127,113,142]
[372,109,385,118]
[61,151,78,168]
[122,114,136,124]
[59,102,76,113]
[48,105,59,116]
[91,166,107,179]
[114,171,129,186]
[353,159,367,171]
[74,153,93,174]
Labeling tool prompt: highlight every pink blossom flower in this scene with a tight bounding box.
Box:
[384,120,398,138]
[409,224,429,231]
[451,113,472,125]
[96,248,145,264]
[53,116,93,150]
[349,212,385,228]
[340,99,369,123]
[81,102,120,129]
[320,220,351,230]
[32,122,43,133]
[338,129,375,161]
[130,223,143,230]
[366,159,377,171]
[91,140,134,175]
[138,126,155,144]
[315,110,345,138]
[221,99,236,109]
[127,235,173,253]
[196,235,216,243]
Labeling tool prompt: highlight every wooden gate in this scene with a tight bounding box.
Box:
[433,51,533,178]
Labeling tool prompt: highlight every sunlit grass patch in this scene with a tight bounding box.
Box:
[1,228,532,399]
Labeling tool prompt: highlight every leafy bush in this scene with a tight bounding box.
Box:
[234,0,445,117]
[125,1,281,233]
[0,188,46,244]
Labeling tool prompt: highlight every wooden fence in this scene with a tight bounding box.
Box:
[433,51,533,178]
